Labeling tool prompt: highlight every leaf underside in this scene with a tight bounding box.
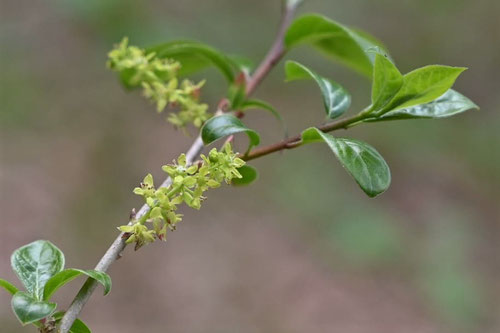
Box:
[11,240,65,300]
[285,14,389,77]
[371,89,478,121]
[43,268,112,301]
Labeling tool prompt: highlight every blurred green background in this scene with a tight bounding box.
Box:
[1,0,499,332]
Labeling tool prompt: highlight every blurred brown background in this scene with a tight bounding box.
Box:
[1,0,499,332]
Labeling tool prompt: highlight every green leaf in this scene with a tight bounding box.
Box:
[11,240,65,300]
[240,99,287,137]
[147,40,238,82]
[11,291,56,325]
[232,165,258,186]
[370,53,403,112]
[52,312,91,333]
[69,318,92,333]
[285,61,351,119]
[370,89,478,121]
[0,278,19,295]
[381,65,467,114]
[68,318,92,333]
[43,268,111,301]
[301,128,391,197]
[285,14,388,77]
[201,114,260,151]
[227,81,246,109]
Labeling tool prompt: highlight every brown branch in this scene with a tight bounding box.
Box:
[242,113,366,161]
[245,0,299,95]
[59,2,302,332]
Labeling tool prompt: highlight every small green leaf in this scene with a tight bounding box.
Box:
[240,99,287,137]
[285,14,389,77]
[201,115,260,150]
[0,278,19,295]
[370,89,478,121]
[11,240,65,300]
[301,128,391,197]
[232,166,258,186]
[52,312,91,333]
[43,269,111,301]
[381,65,466,114]
[285,61,351,119]
[11,291,56,325]
[370,53,403,112]
[147,40,238,82]
[227,81,246,109]
[69,318,92,333]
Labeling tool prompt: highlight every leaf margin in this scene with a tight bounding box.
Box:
[201,114,260,151]
[285,60,351,119]
[301,127,391,197]
[43,268,112,301]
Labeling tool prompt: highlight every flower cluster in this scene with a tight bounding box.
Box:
[119,144,245,249]
[107,38,210,128]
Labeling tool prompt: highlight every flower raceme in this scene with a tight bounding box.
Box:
[107,38,210,129]
[119,144,245,249]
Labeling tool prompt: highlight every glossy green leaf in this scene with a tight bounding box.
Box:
[371,89,478,121]
[285,14,388,77]
[301,128,391,197]
[0,278,19,295]
[53,312,91,333]
[232,165,258,186]
[285,61,351,119]
[11,291,56,325]
[370,53,403,112]
[11,240,65,300]
[201,115,260,150]
[241,99,287,137]
[43,268,111,301]
[381,65,466,114]
[147,40,237,82]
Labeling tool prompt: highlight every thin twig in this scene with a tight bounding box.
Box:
[245,0,298,95]
[59,2,302,331]
[58,136,204,332]
[242,113,367,161]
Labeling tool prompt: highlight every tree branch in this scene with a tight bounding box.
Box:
[242,113,366,161]
[245,0,299,95]
[58,136,204,332]
[59,2,301,331]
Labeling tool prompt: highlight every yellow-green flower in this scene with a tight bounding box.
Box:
[108,38,211,129]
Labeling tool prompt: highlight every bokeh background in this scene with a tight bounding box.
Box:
[1,0,499,332]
